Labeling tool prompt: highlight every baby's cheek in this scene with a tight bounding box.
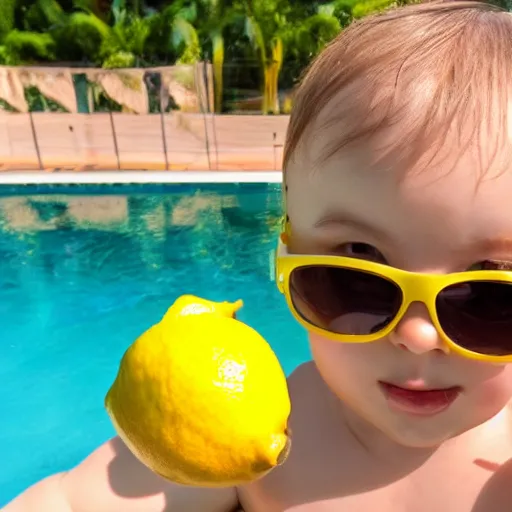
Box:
[308,334,373,389]
[467,365,512,418]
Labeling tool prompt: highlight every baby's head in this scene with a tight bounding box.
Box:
[278,1,512,448]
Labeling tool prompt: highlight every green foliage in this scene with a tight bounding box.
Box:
[1,30,56,65]
[0,0,16,39]
[102,50,136,68]
[144,2,202,65]
[0,98,17,112]
[172,17,201,64]
[0,0,426,112]
[279,8,340,89]
[288,12,341,60]
[63,11,111,63]
[25,86,68,112]
[243,0,290,62]
[90,81,123,111]
[100,10,151,66]
[38,0,68,27]
[73,0,110,21]
[351,0,398,19]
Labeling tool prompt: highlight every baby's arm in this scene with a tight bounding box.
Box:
[3,436,239,512]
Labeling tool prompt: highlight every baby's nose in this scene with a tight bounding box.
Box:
[389,302,449,355]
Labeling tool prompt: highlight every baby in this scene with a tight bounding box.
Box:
[5,1,512,510]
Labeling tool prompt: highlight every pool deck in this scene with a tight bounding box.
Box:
[0,170,283,185]
[0,112,287,185]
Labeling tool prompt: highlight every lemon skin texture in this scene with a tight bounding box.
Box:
[105,296,291,487]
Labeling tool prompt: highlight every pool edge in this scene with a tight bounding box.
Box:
[0,171,283,185]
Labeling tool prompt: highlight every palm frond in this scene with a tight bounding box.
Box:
[37,0,68,27]
[245,15,266,62]
[172,17,201,64]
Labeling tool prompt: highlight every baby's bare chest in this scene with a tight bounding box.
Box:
[238,460,512,512]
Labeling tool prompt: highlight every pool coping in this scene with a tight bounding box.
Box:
[0,170,283,185]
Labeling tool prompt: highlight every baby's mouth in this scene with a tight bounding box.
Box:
[378,381,462,416]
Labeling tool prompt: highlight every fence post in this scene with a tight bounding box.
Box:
[204,59,219,170]
[109,111,121,170]
[29,112,43,170]
[158,71,169,170]
[196,62,212,170]
[160,109,169,171]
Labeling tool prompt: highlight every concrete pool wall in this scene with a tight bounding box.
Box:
[0,171,283,232]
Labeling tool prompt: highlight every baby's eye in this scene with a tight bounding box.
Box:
[469,260,512,271]
[336,242,387,263]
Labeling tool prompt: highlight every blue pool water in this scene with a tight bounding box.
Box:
[0,182,310,506]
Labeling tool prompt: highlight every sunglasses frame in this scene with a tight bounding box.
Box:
[275,231,512,363]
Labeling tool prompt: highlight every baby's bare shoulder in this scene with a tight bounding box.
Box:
[5,436,239,512]
[238,363,359,510]
[61,437,239,512]
[286,361,330,404]
[238,370,512,512]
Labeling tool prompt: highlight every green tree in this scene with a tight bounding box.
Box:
[195,0,236,113]
[143,1,201,66]
[239,0,342,114]
[52,0,200,67]
[0,0,427,113]
[281,3,341,91]
[241,0,289,114]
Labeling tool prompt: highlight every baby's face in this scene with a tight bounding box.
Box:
[285,126,512,448]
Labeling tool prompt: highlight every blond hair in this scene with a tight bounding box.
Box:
[283,1,512,177]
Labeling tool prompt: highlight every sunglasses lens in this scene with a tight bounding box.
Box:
[437,281,512,356]
[289,265,402,335]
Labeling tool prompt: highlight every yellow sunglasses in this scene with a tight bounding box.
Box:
[274,225,512,363]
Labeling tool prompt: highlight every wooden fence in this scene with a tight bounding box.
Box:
[0,63,289,171]
[0,112,289,171]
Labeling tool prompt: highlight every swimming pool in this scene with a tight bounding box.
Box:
[0,181,310,506]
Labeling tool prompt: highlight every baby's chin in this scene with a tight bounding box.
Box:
[377,421,460,450]
[371,403,492,450]
[342,394,469,451]
[366,390,512,451]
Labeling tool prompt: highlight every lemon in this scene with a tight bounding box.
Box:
[105,295,291,487]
